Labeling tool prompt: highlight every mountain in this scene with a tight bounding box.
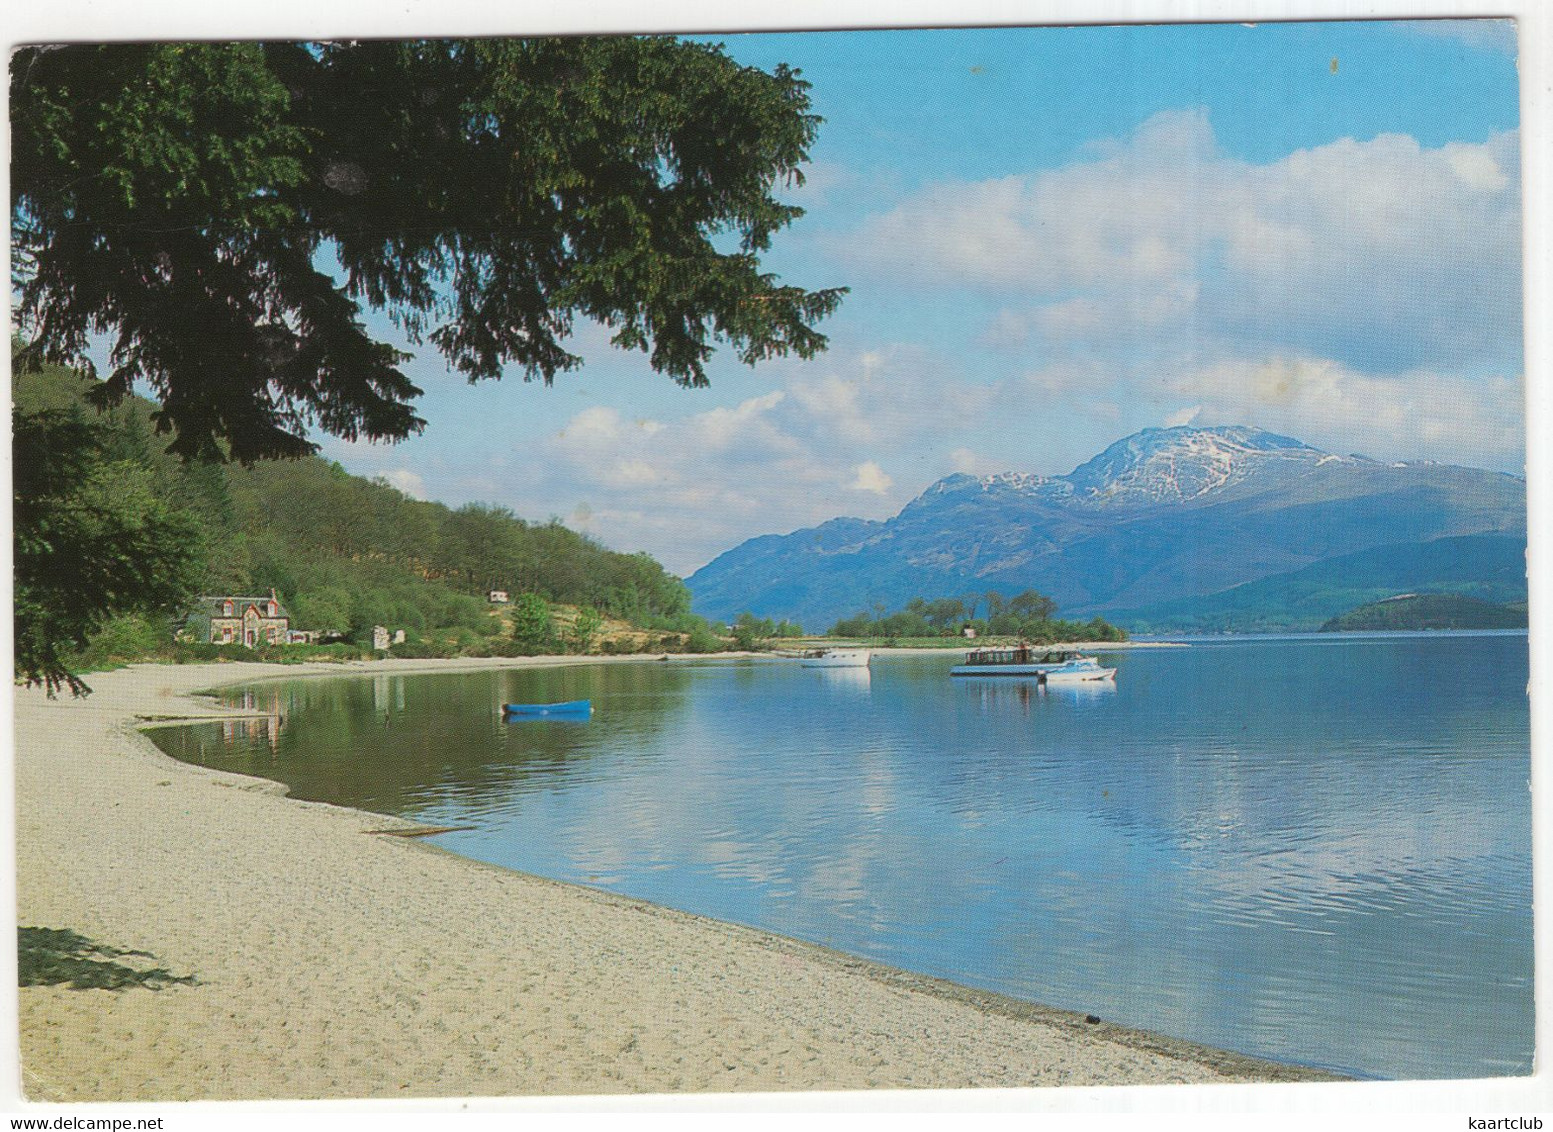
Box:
[686,426,1527,631]
[1105,534,1528,633]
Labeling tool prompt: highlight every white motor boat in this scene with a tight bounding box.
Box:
[799,648,872,668]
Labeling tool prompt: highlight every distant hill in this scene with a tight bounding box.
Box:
[1107,533,1528,633]
[687,425,1527,632]
[1320,593,1529,632]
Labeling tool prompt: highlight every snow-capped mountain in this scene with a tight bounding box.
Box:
[921,426,1345,510]
[686,426,1526,631]
[1062,425,1327,505]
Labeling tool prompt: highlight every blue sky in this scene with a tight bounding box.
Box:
[304,20,1521,575]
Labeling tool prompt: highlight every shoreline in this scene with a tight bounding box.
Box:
[14,655,1343,1101]
[796,639,1183,654]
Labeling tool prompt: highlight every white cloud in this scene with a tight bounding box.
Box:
[601,458,674,489]
[849,461,893,494]
[787,374,863,429]
[513,342,1032,574]
[687,390,799,458]
[381,468,427,499]
[784,344,1005,453]
[535,382,887,573]
[1445,143,1509,193]
[776,157,853,208]
[316,434,439,500]
[949,447,986,474]
[992,279,1201,347]
[557,405,670,448]
[1020,358,1107,395]
[558,405,626,444]
[1001,344,1524,480]
[848,112,1522,375]
[1165,355,1524,469]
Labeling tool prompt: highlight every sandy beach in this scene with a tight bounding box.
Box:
[13,656,1341,1102]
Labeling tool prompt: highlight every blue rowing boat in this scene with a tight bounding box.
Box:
[501,699,592,717]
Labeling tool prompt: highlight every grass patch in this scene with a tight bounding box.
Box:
[18,927,196,991]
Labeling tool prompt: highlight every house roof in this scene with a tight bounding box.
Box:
[194,594,291,618]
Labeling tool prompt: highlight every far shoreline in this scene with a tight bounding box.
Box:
[14,653,1347,1102]
[95,635,1188,704]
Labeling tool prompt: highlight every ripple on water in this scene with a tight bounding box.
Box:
[148,635,1532,1081]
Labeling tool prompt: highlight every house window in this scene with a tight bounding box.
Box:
[221,627,233,643]
[268,600,277,616]
[223,600,234,616]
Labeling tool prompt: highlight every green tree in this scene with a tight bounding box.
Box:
[290,587,352,635]
[11,39,844,464]
[731,611,774,650]
[924,597,966,633]
[510,593,553,654]
[442,504,526,593]
[1008,590,1058,622]
[572,606,604,651]
[829,612,874,638]
[1083,616,1129,642]
[13,403,204,695]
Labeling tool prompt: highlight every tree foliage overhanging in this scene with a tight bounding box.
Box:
[10,38,845,463]
[12,394,205,695]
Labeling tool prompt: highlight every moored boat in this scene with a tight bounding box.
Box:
[502,699,592,716]
[950,647,1115,682]
[799,648,872,668]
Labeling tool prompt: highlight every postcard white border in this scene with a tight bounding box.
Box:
[2,1,1546,1126]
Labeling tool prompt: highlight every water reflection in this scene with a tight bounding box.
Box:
[186,688,288,752]
[809,666,871,692]
[371,673,407,714]
[1044,680,1118,704]
[149,635,1532,1081]
[956,677,1043,714]
[217,713,283,750]
[955,676,1118,715]
[157,664,690,820]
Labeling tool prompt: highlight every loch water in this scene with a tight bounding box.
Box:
[150,632,1533,1081]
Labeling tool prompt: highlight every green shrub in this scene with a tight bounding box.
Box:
[74,614,171,672]
[684,625,726,654]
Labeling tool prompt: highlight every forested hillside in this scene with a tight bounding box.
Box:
[1106,534,1528,633]
[13,362,708,675]
[1319,593,1528,632]
[827,592,1127,644]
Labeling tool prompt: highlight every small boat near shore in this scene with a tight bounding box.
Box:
[950,647,1115,683]
[799,648,872,669]
[502,699,592,717]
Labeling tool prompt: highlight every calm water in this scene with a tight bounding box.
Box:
[150,633,1533,1081]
